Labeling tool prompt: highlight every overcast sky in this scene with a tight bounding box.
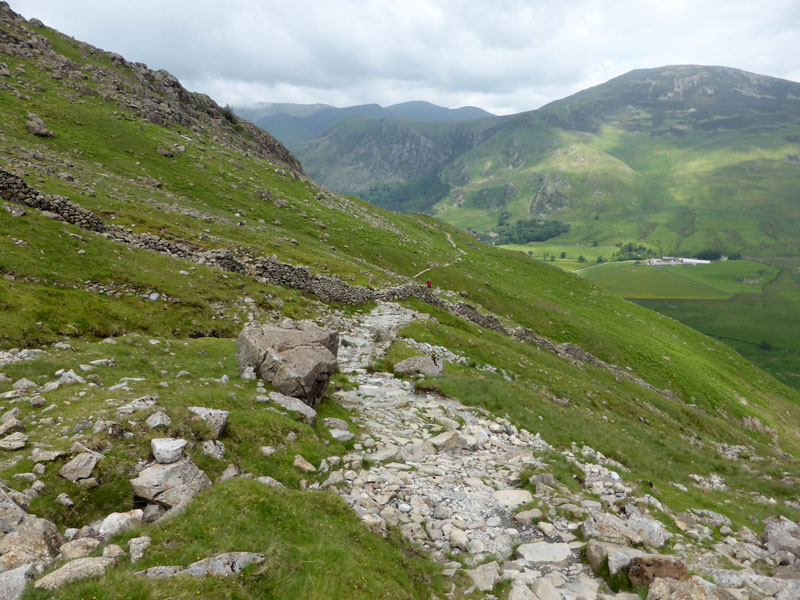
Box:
[11,0,800,115]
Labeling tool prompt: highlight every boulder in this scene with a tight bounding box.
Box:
[585,540,646,575]
[516,542,572,565]
[265,391,317,425]
[34,557,115,590]
[628,555,688,586]
[393,355,444,376]
[98,509,143,539]
[129,536,152,563]
[581,511,639,545]
[627,514,671,548]
[467,561,499,592]
[59,537,101,560]
[428,430,460,452]
[0,516,61,571]
[646,575,720,600]
[146,411,171,429]
[187,406,229,438]
[182,552,265,577]
[293,454,316,473]
[201,440,225,459]
[151,438,187,464]
[25,113,55,138]
[237,320,338,408]
[763,516,800,557]
[0,564,35,600]
[493,489,533,509]
[59,452,99,482]
[0,432,27,450]
[129,457,211,508]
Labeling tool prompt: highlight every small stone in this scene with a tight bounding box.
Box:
[56,493,75,507]
[129,536,152,563]
[187,406,229,438]
[293,454,316,473]
[255,476,284,487]
[146,411,171,429]
[201,439,225,459]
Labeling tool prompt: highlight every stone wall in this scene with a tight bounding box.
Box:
[1,167,677,400]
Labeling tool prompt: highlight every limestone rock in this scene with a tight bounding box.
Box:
[60,537,101,560]
[330,429,354,442]
[0,564,35,600]
[428,430,460,452]
[182,552,265,577]
[201,439,225,459]
[393,355,444,376]
[134,565,184,578]
[581,511,639,545]
[0,432,27,450]
[493,489,533,509]
[508,580,535,600]
[151,438,187,464]
[129,457,211,508]
[467,560,499,592]
[145,411,171,429]
[99,509,143,539]
[0,516,60,571]
[265,391,317,425]
[531,579,562,600]
[585,540,645,575]
[763,515,800,557]
[516,542,572,565]
[187,406,229,438]
[129,536,152,563]
[293,454,316,473]
[34,557,115,590]
[255,476,284,487]
[237,320,338,408]
[646,575,720,600]
[0,418,24,436]
[59,452,99,482]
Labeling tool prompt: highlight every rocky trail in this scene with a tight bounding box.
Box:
[318,302,800,599]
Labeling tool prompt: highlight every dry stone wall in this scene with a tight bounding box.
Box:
[1,166,679,400]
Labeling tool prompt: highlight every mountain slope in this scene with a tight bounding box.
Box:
[2,6,800,598]
[300,65,800,257]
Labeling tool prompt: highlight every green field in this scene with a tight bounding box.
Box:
[574,259,800,389]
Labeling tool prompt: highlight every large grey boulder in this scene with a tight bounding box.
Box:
[581,511,639,545]
[129,457,211,508]
[151,438,187,464]
[237,320,338,408]
[393,355,444,376]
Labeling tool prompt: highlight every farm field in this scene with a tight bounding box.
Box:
[574,259,800,390]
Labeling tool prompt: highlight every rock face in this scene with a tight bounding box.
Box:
[237,320,338,408]
[129,457,211,508]
[393,355,444,376]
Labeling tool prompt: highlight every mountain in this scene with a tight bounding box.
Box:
[300,65,800,257]
[233,101,495,151]
[2,6,800,599]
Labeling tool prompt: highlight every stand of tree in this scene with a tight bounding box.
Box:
[496,217,570,244]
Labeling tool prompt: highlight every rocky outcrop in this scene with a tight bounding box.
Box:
[237,320,338,408]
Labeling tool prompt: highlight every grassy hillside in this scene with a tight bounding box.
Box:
[2,7,800,598]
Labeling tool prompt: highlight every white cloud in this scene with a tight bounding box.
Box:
[10,0,800,114]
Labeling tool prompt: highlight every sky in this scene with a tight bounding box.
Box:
[10,0,800,115]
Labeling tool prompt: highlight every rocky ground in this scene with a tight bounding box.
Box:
[321,302,800,599]
[2,302,800,599]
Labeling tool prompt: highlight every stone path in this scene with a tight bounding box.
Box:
[328,302,605,597]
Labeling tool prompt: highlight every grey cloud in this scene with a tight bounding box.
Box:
[11,0,800,114]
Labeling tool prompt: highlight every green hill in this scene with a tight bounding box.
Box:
[2,6,800,598]
[299,65,800,258]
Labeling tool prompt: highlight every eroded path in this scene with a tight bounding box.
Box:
[328,302,603,598]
